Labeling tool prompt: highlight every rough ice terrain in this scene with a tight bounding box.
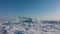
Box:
[0,17,60,34]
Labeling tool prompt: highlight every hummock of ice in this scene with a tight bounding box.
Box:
[0,17,60,34]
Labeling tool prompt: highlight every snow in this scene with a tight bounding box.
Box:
[0,17,60,34]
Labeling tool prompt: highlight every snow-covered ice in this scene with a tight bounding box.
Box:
[0,17,60,34]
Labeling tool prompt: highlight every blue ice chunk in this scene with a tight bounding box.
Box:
[14,30,24,34]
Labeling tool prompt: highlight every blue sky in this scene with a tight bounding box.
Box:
[0,0,60,19]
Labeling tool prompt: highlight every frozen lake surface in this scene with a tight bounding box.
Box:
[0,17,60,34]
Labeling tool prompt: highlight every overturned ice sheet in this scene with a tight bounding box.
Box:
[0,17,60,34]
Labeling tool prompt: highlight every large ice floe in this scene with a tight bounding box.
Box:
[0,17,60,34]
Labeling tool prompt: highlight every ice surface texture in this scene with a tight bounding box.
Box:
[0,17,60,34]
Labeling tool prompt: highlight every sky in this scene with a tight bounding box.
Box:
[0,0,60,20]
